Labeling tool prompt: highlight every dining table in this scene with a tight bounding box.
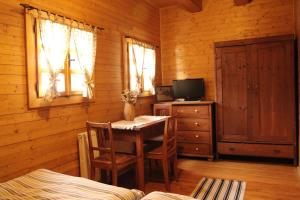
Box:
[111,115,169,191]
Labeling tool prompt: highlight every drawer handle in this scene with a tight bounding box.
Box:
[194,122,199,126]
[195,135,199,138]
[229,147,235,151]
[194,109,199,113]
[273,149,281,154]
[195,147,199,151]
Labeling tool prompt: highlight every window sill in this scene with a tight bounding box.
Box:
[28,95,94,109]
[137,94,155,98]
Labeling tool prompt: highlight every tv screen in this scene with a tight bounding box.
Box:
[172,78,205,101]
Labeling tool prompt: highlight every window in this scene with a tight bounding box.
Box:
[126,38,156,96]
[25,9,97,108]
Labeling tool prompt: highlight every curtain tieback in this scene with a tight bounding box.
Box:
[44,72,60,102]
[84,69,94,89]
[85,79,95,88]
[49,73,59,83]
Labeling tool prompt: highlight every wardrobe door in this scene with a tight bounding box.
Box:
[249,40,295,144]
[216,46,249,142]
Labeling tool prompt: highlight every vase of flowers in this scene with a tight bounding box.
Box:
[121,90,138,121]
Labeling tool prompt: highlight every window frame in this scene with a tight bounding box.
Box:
[25,11,95,109]
[124,37,158,97]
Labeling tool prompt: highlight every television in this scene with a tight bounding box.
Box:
[172,78,205,101]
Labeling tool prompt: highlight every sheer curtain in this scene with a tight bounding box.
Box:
[38,17,71,101]
[127,39,156,95]
[143,48,156,94]
[71,27,97,99]
[128,42,145,93]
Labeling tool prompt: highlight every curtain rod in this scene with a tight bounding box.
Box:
[20,3,104,31]
[125,36,160,48]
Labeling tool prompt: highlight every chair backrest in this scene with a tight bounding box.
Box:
[153,104,172,116]
[86,121,116,167]
[162,117,177,155]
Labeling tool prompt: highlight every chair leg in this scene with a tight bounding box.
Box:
[148,159,152,179]
[112,170,118,186]
[154,160,160,168]
[162,159,170,191]
[173,155,178,181]
[90,167,96,180]
[135,164,139,188]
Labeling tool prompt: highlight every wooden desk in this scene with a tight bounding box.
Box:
[111,115,169,191]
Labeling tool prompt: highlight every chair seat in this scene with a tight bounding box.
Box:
[93,153,136,170]
[145,145,177,159]
[146,146,163,155]
[143,140,162,152]
[147,135,163,142]
[145,146,164,160]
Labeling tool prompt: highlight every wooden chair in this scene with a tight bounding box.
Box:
[147,103,173,142]
[153,103,172,116]
[145,117,178,191]
[86,121,137,186]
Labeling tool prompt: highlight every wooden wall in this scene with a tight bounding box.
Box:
[295,0,300,172]
[160,0,295,100]
[0,0,160,182]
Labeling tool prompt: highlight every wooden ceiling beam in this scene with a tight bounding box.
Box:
[234,0,252,6]
[177,0,202,13]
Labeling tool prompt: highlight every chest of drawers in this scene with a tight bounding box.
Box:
[154,101,215,159]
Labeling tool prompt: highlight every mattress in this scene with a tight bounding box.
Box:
[0,169,144,200]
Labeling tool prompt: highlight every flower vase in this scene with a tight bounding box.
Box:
[124,102,135,121]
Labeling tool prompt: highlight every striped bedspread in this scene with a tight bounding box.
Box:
[0,169,144,200]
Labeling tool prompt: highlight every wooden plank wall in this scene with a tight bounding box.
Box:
[0,0,160,182]
[160,0,295,100]
[295,0,300,173]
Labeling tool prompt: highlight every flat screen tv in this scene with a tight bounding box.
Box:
[172,78,205,101]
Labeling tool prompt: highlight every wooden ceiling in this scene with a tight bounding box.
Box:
[144,0,178,8]
[145,0,202,13]
[145,0,252,12]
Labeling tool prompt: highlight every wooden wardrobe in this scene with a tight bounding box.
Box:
[215,35,297,164]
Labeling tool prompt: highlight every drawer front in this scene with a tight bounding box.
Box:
[177,118,210,131]
[218,143,294,159]
[177,131,210,144]
[178,143,210,155]
[173,105,209,118]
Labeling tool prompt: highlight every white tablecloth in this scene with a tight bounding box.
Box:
[111,115,167,130]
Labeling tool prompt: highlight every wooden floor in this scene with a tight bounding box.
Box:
[143,158,300,200]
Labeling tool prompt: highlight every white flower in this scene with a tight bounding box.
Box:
[121,90,138,104]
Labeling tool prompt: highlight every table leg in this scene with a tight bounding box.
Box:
[135,133,145,191]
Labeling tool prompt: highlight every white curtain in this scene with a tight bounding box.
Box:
[128,43,145,93]
[71,27,97,99]
[128,40,156,95]
[39,18,71,101]
[143,48,156,94]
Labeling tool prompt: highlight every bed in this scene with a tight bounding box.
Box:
[0,169,144,200]
[141,191,197,200]
[0,169,198,200]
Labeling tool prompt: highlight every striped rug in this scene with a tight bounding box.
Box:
[191,177,246,200]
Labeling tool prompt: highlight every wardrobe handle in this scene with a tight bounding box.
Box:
[229,147,235,151]
[273,149,281,154]
[195,135,199,138]
[194,109,199,113]
[194,122,199,126]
